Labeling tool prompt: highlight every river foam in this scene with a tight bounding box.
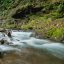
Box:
[0,31,64,59]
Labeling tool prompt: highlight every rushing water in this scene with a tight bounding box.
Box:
[0,30,64,64]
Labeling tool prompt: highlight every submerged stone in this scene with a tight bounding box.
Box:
[8,32,11,37]
[0,39,5,45]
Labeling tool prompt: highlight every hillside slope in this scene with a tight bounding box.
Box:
[0,0,64,42]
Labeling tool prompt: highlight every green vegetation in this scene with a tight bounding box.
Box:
[21,17,64,41]
[0,0,64,42]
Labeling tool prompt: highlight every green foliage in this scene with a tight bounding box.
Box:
[21,25,33,30]
[52,28,64,41]
[0,0,15,10]
[0,0,64,42]
[57,3,64,13]
[47,27,56,38]
[21,16,64,41]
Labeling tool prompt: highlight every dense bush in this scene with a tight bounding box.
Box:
[0,0,64,42]
[0,0,15,10]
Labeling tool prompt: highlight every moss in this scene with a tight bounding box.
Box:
[46,27,56,38]
[21,16,64,41]
[52,28,64,41]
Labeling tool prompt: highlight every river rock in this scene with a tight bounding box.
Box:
[0,39,5,45]
[5,29,12,37]
[0,28,6,32]
[8,32,11,37]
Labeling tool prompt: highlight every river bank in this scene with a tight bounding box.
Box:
[0,0,64,43]
[0,48,64,64]
[0,28,64,43]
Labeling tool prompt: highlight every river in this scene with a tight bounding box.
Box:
[0,30,64,64]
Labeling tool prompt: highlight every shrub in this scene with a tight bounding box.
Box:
[52,28,64,41]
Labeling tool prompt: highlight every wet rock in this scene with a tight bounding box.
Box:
[0,39,5,45]
[8,32,11,37]
[0,39,10,45]
[5,29,12,37]
[0,28,6,32]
